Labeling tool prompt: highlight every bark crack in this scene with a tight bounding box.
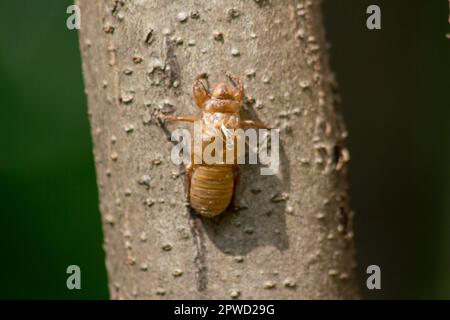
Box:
[157,118,208,292]
[164,37,181,92]
[188,209,208,292]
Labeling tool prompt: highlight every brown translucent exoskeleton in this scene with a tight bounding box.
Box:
[166,73,267,218]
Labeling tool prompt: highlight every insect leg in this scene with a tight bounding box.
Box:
[226,73,244,102]
[193,74,210,108]
[185,163,194,199]
[239,120,268,129]
[163,115,197,123]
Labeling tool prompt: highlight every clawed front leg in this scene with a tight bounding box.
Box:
[193,73,210,108]
[226,72,244,102]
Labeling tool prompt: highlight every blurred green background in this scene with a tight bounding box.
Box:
[0,0,448,299]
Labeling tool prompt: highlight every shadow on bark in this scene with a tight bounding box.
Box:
[202,106,291,255]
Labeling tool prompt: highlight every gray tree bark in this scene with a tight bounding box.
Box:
[77,0,359,299]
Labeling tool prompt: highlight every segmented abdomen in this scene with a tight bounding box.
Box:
[190,165,234,218]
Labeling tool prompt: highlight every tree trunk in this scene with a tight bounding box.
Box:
[77,0,359,299]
